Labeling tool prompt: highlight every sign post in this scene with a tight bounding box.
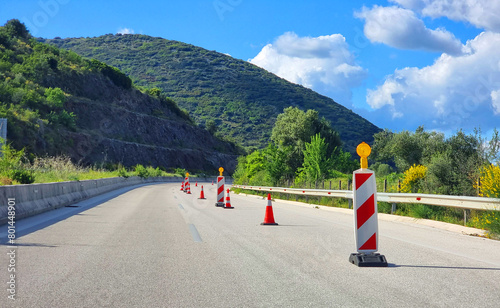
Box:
[215,167,225,207]
[184,172,190,193]
[349,142,388,267]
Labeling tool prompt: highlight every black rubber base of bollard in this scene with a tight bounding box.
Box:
[349,253,388,267]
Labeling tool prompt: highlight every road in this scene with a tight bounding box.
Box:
[2,182,500,307]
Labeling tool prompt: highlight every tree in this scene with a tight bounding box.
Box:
[313,116,342,156]
[263,143,291,186]
[445,130,485,195]
[205,119,217,135]
[4,19,30,39]
[372,126,446,172]
[44,87,66,108]
[331,147,358,173]
[298,133,332,184]
[271,107,341,175]
[485,128,500,165]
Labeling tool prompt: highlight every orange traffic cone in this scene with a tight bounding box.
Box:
[195,181,198,187]
[261,193,278,225]
[224,189,234,209]
[212,181,214,185]
[180,181,184,191]
[186,182,191,194]
[198,186,206,199]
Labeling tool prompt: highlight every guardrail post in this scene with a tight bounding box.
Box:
[348,199,352,209]
[463,210,469,226]
[391,203,396,214]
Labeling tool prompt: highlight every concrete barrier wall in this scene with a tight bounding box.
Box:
[0,176,225,225]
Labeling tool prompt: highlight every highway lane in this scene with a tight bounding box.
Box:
[2,182,500,307]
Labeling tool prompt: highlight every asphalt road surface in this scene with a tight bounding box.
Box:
[2,182,500,307]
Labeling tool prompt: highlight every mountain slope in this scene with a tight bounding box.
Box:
[42,34,381,152]
[0,20,238,172]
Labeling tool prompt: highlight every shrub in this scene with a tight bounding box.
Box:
[473,164,500,238]
[134,164,149,178]
[371,163,394,177]
[410,204,436,219]
[47,110,77,130]
[174,168,187,177]
[329,170,345,179]
[482,211,500,238]
[401,164,427,193]
[472,211,500,239]
[0,176,12,185]
[146,166,163,177]
[476,164,500,198]
[88,59,132,89]
[9,169,35,184]
[117,166,129,178]
[44,87,66,108]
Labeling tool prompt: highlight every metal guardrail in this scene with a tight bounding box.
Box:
[232,185,500,211]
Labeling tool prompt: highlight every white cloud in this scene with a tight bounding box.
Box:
[355,5,463,55]
[117,27,135,35]
[249,32,366,106]
[366,31,500,130]
[491,90,500,115]
[391,0,500,32]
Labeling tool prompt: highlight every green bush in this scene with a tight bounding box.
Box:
[174,168,187,177]
[48,110,77,130]
[146,166,163,177]
[44,87,65,108]
[117,166,129,178]
[87,59,132,89]
[378,202,392,214]
[9,169,35,184]
[134,164,149,178]
[480,211,500,239]
[410,204,435,219]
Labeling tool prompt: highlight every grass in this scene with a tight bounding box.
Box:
[29,156,118,183]
[0,152,179,185]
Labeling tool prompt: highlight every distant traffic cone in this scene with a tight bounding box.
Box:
[261,193,278,225]
[224,189,234,209]
[195,181,198,187]
[181,181,184,191]
[212,181,214,185]
[198,186,206,199]
[186,182,191,194]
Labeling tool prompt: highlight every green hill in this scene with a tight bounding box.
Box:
[0,20,239,172]
[42,34,381,152]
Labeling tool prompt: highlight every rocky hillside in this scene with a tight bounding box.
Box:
[43,34,381,152]
[0,20,239,172]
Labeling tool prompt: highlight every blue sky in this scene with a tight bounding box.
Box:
[1,0,499,136]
